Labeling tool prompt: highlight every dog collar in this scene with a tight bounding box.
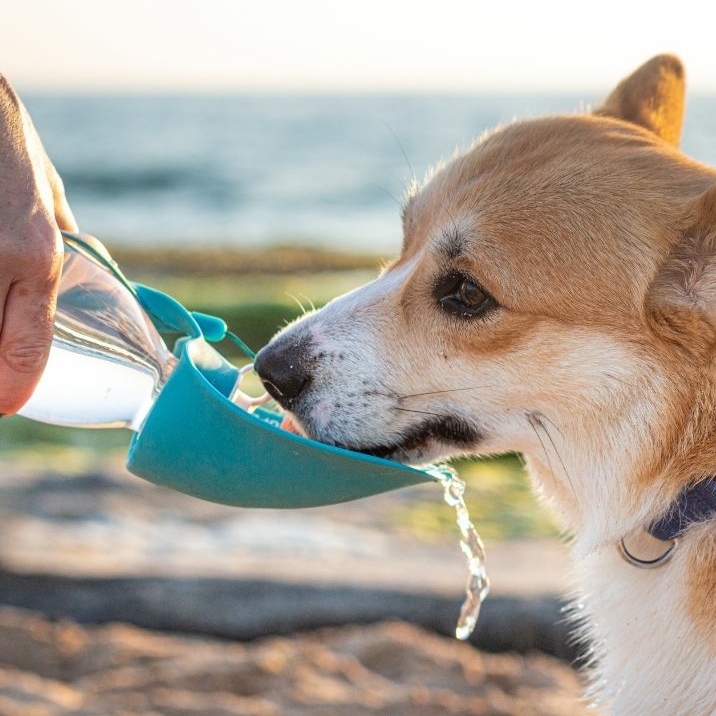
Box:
[649,479,716,541]
[618,479,716,568]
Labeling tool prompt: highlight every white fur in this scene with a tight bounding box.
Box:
[575,530,716,715]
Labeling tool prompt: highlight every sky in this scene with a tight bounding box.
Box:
[3,0,716,94]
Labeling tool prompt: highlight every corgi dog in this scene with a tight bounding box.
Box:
[254,55,716,715]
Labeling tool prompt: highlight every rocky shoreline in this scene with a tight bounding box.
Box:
[0,571,575,661]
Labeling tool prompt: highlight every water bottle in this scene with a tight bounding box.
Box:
[18,233,178,430]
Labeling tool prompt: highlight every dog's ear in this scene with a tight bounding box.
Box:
[650,185,716,340]
[594,54,685,147]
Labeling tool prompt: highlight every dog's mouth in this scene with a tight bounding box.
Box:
[278,404,481,464]
[333,415,482,464]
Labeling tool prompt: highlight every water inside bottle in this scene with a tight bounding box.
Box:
[20,339,160,429]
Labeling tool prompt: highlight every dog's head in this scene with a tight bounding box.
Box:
[255,55,716,543]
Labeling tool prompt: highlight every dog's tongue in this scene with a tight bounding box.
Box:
[280,413,303,435]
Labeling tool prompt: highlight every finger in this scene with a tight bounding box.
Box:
[0,230,62,415]
[53,191,78,233]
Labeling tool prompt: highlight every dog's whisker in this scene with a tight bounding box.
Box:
[528,411,579,506]
[298,293,317,313]
[285,293,312,317]
[398,385,497,400]
[395,406,449,419]
[537,417,576,500]
[365,389,400,399]
[381,120,416,187]
[527,412,561,494]
[372,183,405,210]
[534,411,566,440]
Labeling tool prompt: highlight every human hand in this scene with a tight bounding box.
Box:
[0,75,78,415]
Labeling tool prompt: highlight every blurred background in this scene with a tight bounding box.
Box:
[0,2,714,714]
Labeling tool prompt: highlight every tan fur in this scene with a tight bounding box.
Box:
[256,54,716,713]
[595,54,686,147]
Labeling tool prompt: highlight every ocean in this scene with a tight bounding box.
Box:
[24,93,716,255]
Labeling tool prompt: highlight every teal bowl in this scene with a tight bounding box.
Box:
[126,284,436,508]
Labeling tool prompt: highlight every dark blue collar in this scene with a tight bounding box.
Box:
[648,479,716,541]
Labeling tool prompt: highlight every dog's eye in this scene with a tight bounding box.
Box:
[436,273,495,318]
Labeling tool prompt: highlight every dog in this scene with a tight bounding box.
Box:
[254,55,716,715]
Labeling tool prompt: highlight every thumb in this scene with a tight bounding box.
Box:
[0,232,61,415]
[45,155,78,232]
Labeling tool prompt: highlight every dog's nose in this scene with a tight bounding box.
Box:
[253,338,311,408]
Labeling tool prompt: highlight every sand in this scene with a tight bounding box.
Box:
[0,608,590,716]
[0,456,593,715]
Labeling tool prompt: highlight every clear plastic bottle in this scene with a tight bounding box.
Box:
[18,234,177,430]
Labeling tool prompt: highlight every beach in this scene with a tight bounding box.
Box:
[0,450,594,715]
[0,612,587,716]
